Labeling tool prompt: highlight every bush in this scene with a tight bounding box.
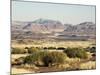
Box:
[90,46,96,53]
[25,47,29,49]
[43,47,48,50]
[43,52,67,66]
[85,46,96,53]
[47,47,56,50]
[24,55,37,64]
[11,48,27,54]
[27,47,40,54]
[57,47,66,50]
[64,48,88,59]
[24,51,67,67]
[24,51,48,65]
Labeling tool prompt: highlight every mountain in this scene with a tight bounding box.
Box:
[12,19,65,33]
[63,22,96,35]
[11,19,96,40]
[58,22,96,40]
[11,19,65,39]
[25,18,65,33]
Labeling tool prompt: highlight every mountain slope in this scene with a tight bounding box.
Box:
[11,19,96,40]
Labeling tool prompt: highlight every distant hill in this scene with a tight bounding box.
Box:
[12,18,64,33]
[11,19,96,40]
[63,22,96,35]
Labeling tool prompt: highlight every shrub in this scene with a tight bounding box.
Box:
[27,47,40,54]
[57,47,66,50]
[64,48,88,59]
[24,51,48,65]
[47,47,56,50]
[85,46,96,53]
[25,47,29,49]
[90,46,96,53]
[43,52,67,66]
[24,51,67,67]
[11,48,27,54]
[24,54,36,65]
[43,47,48,50]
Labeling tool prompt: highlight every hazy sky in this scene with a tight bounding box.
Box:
[12,1,95,24]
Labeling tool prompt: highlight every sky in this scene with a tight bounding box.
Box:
[12,1,95,24]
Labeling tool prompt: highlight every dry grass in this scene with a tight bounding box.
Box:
[79,61,96,70]
[11,54,96,74]
[11,67,35,74]
[11,40,96,74]
[11,54,28,59]
[11,40,95,48]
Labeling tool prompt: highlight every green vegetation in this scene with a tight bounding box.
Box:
[24,51,67,67]
[12,47,41,54]
[24,51,48,65]
[64,48,88,59]
[89,46,96,53]
[47,47,56,50]
[57,47,66,50]
[85,46,96,53]
[11,48,27,54]
[11,40,96,74]
[43,52,66,66]
[11,46,96,74]
[43,47,66,50]
[27,47,40,54]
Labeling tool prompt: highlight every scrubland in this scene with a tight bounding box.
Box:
[11,40,96,74]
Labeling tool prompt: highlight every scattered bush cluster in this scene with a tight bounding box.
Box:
[57,47,66,50]
[43,47,66,50]
[24,51,67,67]
[11,47,40,54]
[11,46,69,54]
[12,45,96,72]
